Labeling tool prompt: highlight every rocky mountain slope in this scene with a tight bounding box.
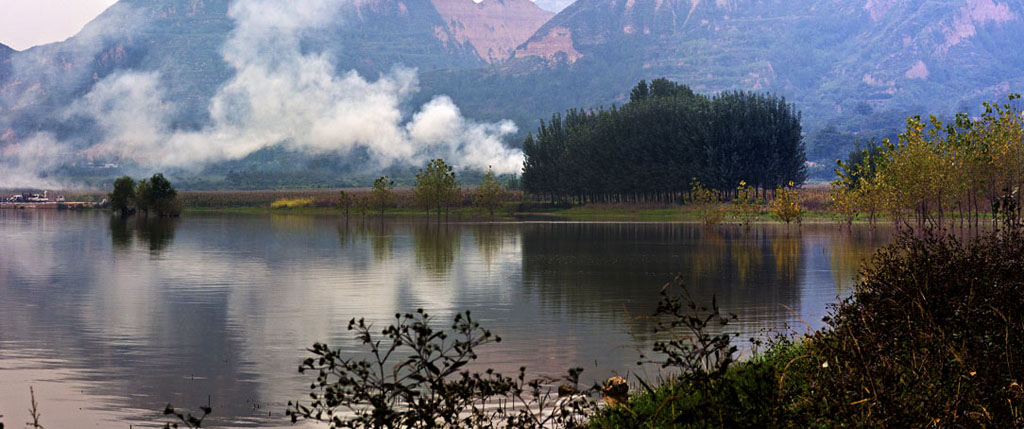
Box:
[507,0,1024,128]
[431,0,553,63]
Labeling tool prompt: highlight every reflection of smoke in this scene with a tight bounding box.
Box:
[1,0,523,188]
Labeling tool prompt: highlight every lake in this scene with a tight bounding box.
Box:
[0,210,891,427]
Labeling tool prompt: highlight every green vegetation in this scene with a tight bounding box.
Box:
[770,182,803,224]
[108,173,180,217]
[109,176,137,217]
[829,95,1024,228]
[414,159,460,220]
[287,310,596,428]
[473,167,505,218]
[371,176,395,217]
[522,78,806,204]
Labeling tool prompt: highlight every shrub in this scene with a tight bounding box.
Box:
[800,227,1024,426]
[287,310,598,428]
[771,182,802,224]
[269,197,314,209]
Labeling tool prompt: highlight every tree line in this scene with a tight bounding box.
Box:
[337,159,507,220]
[521,78,807,204]
[830,95,1024,229]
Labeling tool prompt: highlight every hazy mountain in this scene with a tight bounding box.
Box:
[0,0,551,144]
[3,0,1024,184]
[507,0,1024,129]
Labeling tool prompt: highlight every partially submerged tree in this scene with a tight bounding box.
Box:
[137,173,180,217]
[109,176,137,217]
[474,166,505,218]
[338,190,353,217]
[414,159,460,220]
[371,176,395,217]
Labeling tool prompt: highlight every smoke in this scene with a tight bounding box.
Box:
[0,133,72,188]
[1,0,524,189]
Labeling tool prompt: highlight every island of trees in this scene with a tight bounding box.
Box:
[109,173,181,217]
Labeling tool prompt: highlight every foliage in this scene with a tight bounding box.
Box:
[269,197,314,209]
[414,159,460,220]
[162,403,211,428]
[796,227,1024,426]
[371,176,395,216]
[592,275,791,428]
[338,191,353,216]
[109,176,136,217]
[136,173,181,217]
[522,79,806,204]
[688,179,725,225]
[770,182,802,224]
[732,180,762,225]
[594,224,1024,427]
[473,167,505,218]
[286,310,599,428]
[828,95,1024,229]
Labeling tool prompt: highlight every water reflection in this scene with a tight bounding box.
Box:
[0,212,891,427]
[108,216,179,253]
[413,223,461,275]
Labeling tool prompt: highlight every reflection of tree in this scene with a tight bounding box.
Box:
[108,216,178,253]
[413,223,461,275]
[519,223,814,344]
[368,221,393,263]
[109,216,133,249]
[135,217,178,253]
[337,220,393,262]
[771,228,801,287]
[829,225,892,292]
[472,224,505,267]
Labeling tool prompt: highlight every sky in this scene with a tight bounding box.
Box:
[0,0,115,50]
[0,0,570,51]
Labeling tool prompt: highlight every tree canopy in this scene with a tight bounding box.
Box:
[522,78,806,203]
[414,159,459,219]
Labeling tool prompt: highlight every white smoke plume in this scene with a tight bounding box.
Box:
[1,0,524,188]
[0,133,72,189]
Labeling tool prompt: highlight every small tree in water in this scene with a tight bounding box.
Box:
[109,176,137,217]
[136,173,180,217]
[474,166,505,218]
[371,176,395,217]
[771,181,802,224]
[415,158,460,221]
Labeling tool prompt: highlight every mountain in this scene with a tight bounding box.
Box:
[506,0,1024,131]
[431,0,554,63]
[3,0,1024,183]
[0,42,12,82]
[0,0,551,143]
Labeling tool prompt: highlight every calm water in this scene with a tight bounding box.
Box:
[0,210,890,427]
